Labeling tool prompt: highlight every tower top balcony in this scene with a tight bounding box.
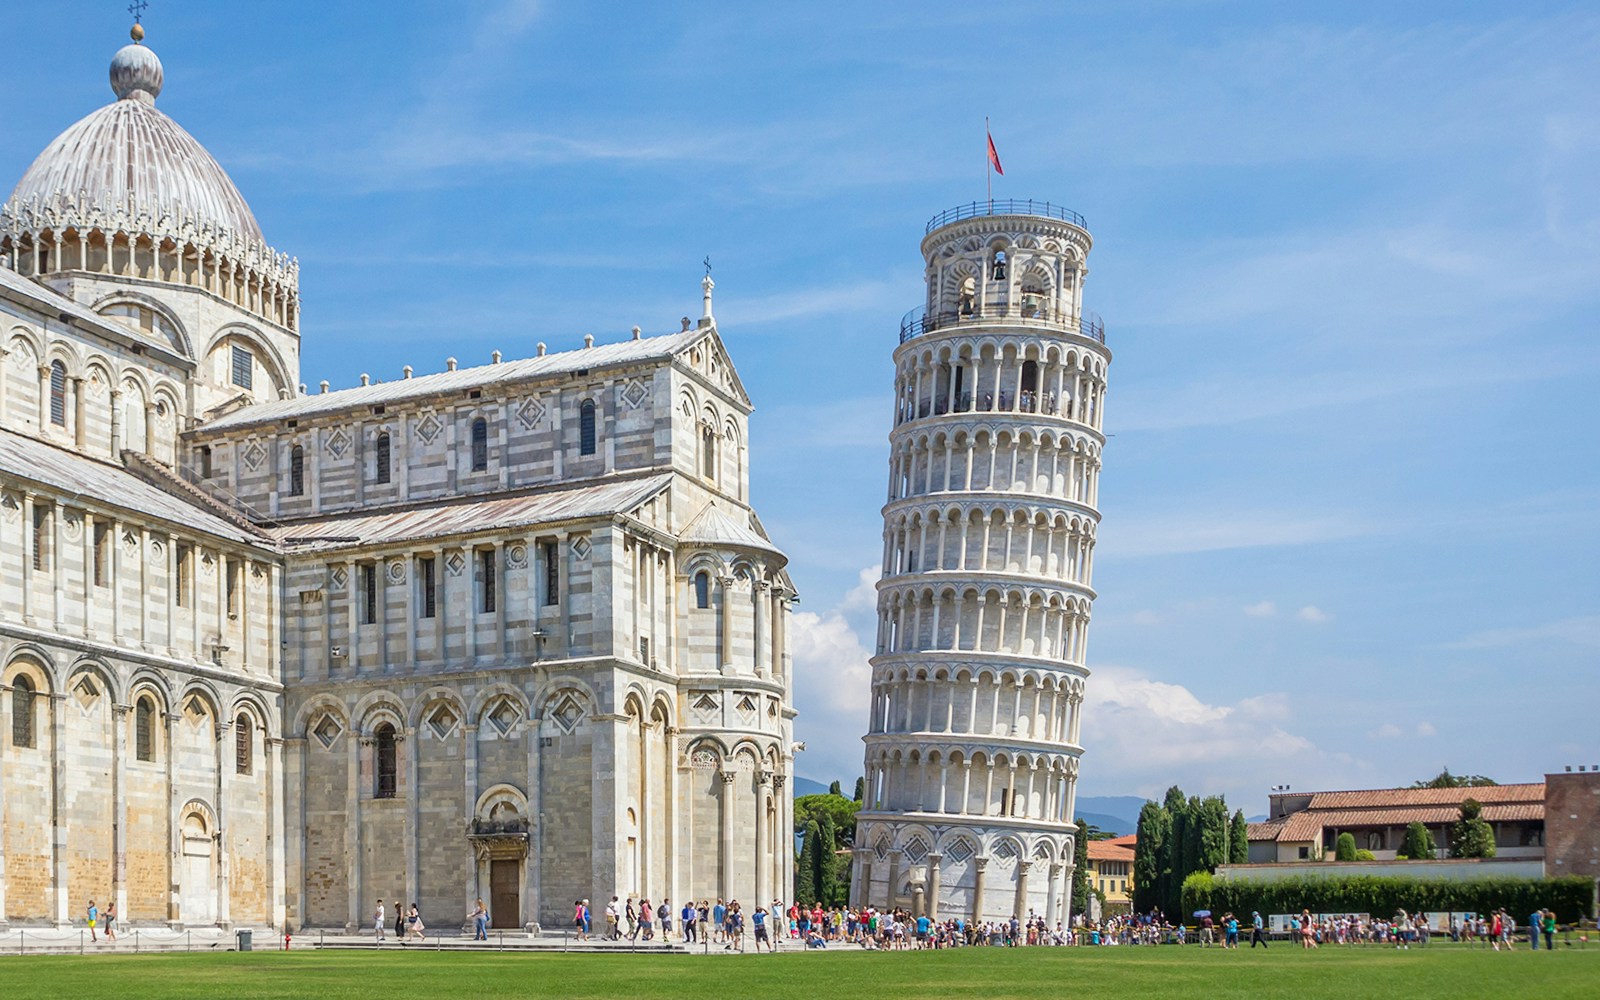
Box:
[924,199,1087,236]
[900,304,1105,345]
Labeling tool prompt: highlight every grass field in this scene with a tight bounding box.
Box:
[0,945,1595,1000]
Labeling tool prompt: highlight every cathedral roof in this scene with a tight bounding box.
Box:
[197,328,713,433]
[0,428,268,547]
[2,30,270,252]
[271,473,673,552]
[679,502,786,561]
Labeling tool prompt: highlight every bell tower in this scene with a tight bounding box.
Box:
[851,200,1110,927]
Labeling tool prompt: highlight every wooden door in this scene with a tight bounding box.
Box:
[490,860,520,929]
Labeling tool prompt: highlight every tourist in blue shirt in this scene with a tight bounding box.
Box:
[916,914,931,947]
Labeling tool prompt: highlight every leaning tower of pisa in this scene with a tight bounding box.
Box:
[850,200,1109,928]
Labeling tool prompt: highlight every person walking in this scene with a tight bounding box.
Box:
[407,903,426,942]
[1249,911,1266,948]
[574,899,589,941]
[393,900,405,942]
[472,898,489,941]
[374,898,387,943]
[86,900,99,944]
[1542,909,1557,950]
[102,900,117,943]
[605,896,620,940]
[659,897,673,940]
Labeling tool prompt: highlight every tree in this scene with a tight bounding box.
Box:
[1334,832,1358,861]
[1449,798,1496,859]
[828,780,842,796]
[1071,820,1093,918]
[795,819,821,906]
[1230,809,1250,864]
[817,812,841,905]
[1132,802,1169,915]
[1413,767,1497,789]
[1198,797,1231,872]
[853,777,865,803]
[793,793,859,845]
[1398,822,1437,860]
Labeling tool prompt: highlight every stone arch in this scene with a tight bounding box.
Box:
[202,322,293,395]
[293,694,348,735]
[353,691,406,735]
[90,290,193,357]
[466,684,527,729]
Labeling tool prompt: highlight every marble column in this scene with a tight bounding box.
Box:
[927,853,943,921]
[971,857,988,923]
[718,769,737,900]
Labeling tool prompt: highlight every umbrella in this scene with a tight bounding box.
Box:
[1192,910,1211,918]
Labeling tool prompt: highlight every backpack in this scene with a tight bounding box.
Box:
[657,904,668,920]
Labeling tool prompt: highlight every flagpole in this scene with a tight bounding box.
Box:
[985,116,992,208]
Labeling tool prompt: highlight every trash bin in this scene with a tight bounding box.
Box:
[236,929,253,952]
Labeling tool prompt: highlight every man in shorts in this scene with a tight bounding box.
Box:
[752,906,772,952]
[916,913,931,947]
[374,898,386,943]
[87,899,99,943]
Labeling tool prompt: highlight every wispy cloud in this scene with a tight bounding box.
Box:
[1243,601,1277,618]
[1105,510,1380,559]
[1296,605,1331,624]
[1444,615,1600,650]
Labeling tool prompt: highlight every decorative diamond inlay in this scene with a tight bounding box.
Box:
[945,839,974,864]
[1033,842,1052,861]
[427,705,459,740]
[415,411,443,445]
[515,397,545,430]
[903,836,929,864]
[313,715,342,749]
[874,833,891,862]
[329,566,348,589]
[325,427,352,459]
[571,536,591,560]
[242,440,266,471]
[72,676,101,710]
[487,698,519,736]
[993,839,1018,863]
[621,379,648,409]
[551,695,583,733]
[446,552,466,577]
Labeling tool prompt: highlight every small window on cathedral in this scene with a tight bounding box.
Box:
[360,563,377,624]
[701,423,717,481]
[418,556,437,619]
[231,345,254,390]
[374,723,397,798]
[541,541,559,606]
[235,714,253,775]
[289,444,305,496]
[579,400,597,456]
[175,543,191,606]
[470,418,488,471]
[226,558,241,617]
[374,431,391,484]
[11,676,36,749]
[135,697,156,762]
[31,505,49,571]
[49,361,67,426]
[92,522,110,588]
[479,549,496,614]
[694,571,711,609]
[199,445,213,479]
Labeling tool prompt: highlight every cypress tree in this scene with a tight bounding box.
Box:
[1199,797,1230,871]
[1071,820,1092,917]
[1160,786,1186,917]
[1133,801,1169,914]
[1230,809,1249,864]
[1449,799,1496,859]
[1398,822,1436,860]
[853,777,865,802]
[796,819,820,905]
[829,780,842,796]
[1334,832,1358,861]
[817,812,840,905]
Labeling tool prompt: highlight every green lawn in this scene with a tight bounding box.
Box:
[1,944,1594,999]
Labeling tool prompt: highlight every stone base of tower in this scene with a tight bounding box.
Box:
[850,817,1076,928]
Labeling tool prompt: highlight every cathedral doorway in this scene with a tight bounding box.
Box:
[490,860,520,929]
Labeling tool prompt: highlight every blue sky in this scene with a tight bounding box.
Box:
[5,2,1596,814]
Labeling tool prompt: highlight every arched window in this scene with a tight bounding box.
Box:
[135,696,156,761]
[991,250,1007,281]
[579,400,597,456]
[374,431,391,484]
[694,570,711,610]
[470,418,488,471]
[49,361,67,426]
[375,723,398,798]
[701,423,717,480]
[289,444,305,496]
[235,713,253,775]
[10,676,35,748]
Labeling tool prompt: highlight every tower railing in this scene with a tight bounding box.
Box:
[900,305,1105,345]
[925,200,1087,234]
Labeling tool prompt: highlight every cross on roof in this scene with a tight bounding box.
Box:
[703,255,712,277]
[129,1,149,24]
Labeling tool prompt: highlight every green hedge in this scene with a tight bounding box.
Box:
[1182,872,1595,922]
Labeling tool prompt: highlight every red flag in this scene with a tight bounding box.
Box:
[987,129,1004,176]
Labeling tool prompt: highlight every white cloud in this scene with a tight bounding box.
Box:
[1444,615,1600,650]
[1080,665,1332,802]
[1416,722,1437,737]
[1368,723,1405,740]
[1243,601,1278,618]
[790,567,880,784]
[1128,609,1163,626]
[1296,605,1331,624]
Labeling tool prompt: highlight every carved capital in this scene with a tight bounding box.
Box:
[973,857,989,872]
[770,773,786,790]
[719,770,738,785]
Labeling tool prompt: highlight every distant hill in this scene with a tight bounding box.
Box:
[792,776,832,798]
[1074,796,1149,836]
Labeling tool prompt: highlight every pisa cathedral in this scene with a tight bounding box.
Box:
[0,27,796,932]
[851,203,1108,926]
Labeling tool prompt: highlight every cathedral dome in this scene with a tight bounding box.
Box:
[3,31,265,245]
